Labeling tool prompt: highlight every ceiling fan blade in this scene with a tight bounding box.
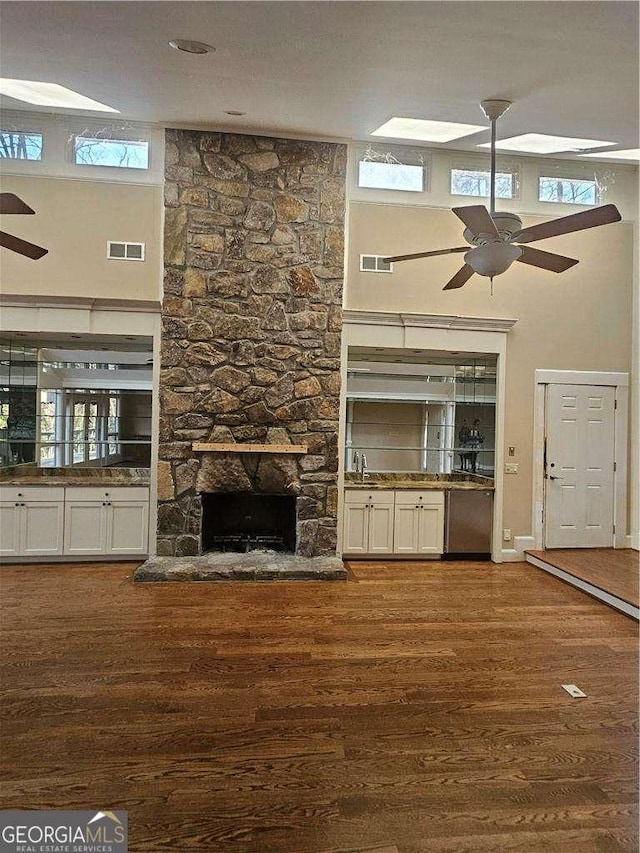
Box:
[443,264,474,290]
[0,230,48,260]
[517,245,579,273]
[383,247,468,263]
[0,193,35,215]
[452,205,499,238]
[513,204,621,244]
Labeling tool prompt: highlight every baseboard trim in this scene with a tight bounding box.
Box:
[501,535,536,562]
[525,552,639,620]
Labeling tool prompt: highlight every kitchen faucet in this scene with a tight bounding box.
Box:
[360,453,368,483]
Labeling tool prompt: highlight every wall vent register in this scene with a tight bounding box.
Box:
[360,255,394,273]
[107,241,145,261]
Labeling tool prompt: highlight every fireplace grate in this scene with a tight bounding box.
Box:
[207,534,287,554]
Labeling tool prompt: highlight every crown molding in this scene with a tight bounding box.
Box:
[342,309,517,333]
[0,293,161,313]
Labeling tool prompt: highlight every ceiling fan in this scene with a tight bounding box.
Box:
[383,100,621,290]
[0,192,48,260]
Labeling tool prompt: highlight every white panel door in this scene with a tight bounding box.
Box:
[64,501,106,555]
[0,503,21,558]
[545,384,615,548]
[21,502,64,556]
[106,501,149,555]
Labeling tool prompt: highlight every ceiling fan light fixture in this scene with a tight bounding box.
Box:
[465,243,523,278]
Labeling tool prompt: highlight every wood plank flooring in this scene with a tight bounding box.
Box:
[0,559,637,853]
[527,549,639,608]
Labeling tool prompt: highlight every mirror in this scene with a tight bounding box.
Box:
[0,335,153,469]
[345,348,496,478]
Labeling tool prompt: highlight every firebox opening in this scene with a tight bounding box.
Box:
[201,492,297,554]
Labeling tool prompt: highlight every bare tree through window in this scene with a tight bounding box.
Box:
[0,131,43,160]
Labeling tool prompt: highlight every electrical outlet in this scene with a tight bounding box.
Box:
[503,528,512,541]
[505,462,519,474]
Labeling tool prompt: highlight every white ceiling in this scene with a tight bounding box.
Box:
[1,1,638,157]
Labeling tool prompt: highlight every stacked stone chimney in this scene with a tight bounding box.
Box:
[157,130,346,557]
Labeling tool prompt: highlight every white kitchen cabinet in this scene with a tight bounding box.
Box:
[393,491,444,556]
[0,487,65,558]
[343,489,394,555]
[64,486,149,557]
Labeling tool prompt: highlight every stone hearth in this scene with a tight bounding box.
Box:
[134,553,347,582]
[157,130,346,559]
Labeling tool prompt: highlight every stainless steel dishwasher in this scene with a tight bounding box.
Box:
[443,489,493,559]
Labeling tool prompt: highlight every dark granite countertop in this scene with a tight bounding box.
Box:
[344,472,494,491]
[0,467,151,487]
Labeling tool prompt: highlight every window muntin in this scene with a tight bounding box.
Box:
[451,168,514,199]
[0,130,43,160]
[538,176,598,205]
[358,160,424,192]
[73,136,150,169]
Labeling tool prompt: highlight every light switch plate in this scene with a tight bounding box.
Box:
[505,463,518,474]
[562,684,587,698]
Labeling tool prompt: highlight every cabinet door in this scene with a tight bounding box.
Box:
[417,504,444,555]
[64,501,106,555]
[0,503,21,558]
[22,502,64,556]
[368,502,394,553]
[393,502,420,554]
[343,502,369,554]
[106,500,149,555]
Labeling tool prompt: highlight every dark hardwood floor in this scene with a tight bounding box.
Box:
[0,559,637,853]
[527,549,639,608]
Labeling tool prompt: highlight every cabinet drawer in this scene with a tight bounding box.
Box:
[394,490,444,506]
[64,486,149,502]
[344,488,394,505]
[0,486,65,503]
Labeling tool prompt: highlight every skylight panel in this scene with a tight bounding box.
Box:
[478,133,613,154]
[372,117,486,143]
[0,79,119,113]
[579,148,640,161]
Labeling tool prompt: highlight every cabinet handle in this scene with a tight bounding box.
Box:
[17,493,22,497]
[15,502,19,507]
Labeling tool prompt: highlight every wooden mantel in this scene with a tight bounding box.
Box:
[192,443,308,454]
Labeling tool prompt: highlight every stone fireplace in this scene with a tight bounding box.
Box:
[156,130,346,558]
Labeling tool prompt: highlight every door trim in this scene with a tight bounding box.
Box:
[532,370,629,550]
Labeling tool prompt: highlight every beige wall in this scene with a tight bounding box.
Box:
[347,202,634,539]
[0,175,162,302]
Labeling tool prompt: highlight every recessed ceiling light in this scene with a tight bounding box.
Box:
[579,148,640,161]
[372,117,486,143]
[169,39,215,55]
[224,110,246,116]
[0,78,119,112]
[478,133,613,154]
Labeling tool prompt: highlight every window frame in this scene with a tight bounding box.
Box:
[71,134,151,171]
[0,129,44,162]
[449,166,516,200]
[537,174,600,206]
